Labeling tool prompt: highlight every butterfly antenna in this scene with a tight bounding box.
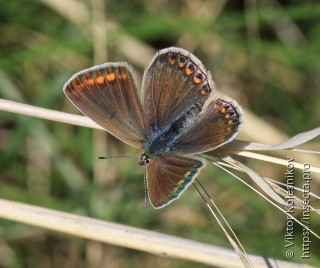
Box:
[193,178,253,268]
[143,166,148,211]
[98,155,139,160]
[99,154,148,210]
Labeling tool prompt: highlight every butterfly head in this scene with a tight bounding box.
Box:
[138,153,150,166]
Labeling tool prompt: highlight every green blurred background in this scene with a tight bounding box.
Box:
[0,0,319,267]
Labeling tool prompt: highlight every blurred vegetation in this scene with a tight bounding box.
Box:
[0,0,319,267]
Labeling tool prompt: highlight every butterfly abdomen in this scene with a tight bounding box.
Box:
[144,102,203,156]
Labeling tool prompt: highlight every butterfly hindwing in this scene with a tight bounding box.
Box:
[173,97,243,154]
[146,154,205,208]
[64,63,146,149]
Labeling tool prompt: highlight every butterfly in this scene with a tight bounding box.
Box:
[63,47,243,209]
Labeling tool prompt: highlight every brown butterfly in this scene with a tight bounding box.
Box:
[64,47,243,208]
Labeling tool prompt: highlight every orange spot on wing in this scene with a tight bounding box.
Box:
[179,62,185,68]
[96,76,105,84]
[184,171,191,177]
[225,114,230,119]
[220,107,226,113]
[228,120,233,125]
[200,89,207,95]
[177,179,185,185]
[193,76,202,84]
[74,80,85,89]
[106,73,116,82]
[185,68,193,76]
[119,73,127,80]
[86,79,95,86]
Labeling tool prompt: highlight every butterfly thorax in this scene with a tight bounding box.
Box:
[143,102,203,158]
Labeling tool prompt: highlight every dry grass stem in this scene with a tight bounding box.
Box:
[0,198,311,268]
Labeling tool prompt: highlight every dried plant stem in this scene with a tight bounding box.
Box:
[0,198,309,268]
[1,98,313,171]
[0,98,102,130]
[237,151,320,174]
[1,99,318,266]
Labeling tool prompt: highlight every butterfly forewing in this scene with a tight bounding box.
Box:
[146,154,205,208]
[64,63,146,149]
[141,47,214,137]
